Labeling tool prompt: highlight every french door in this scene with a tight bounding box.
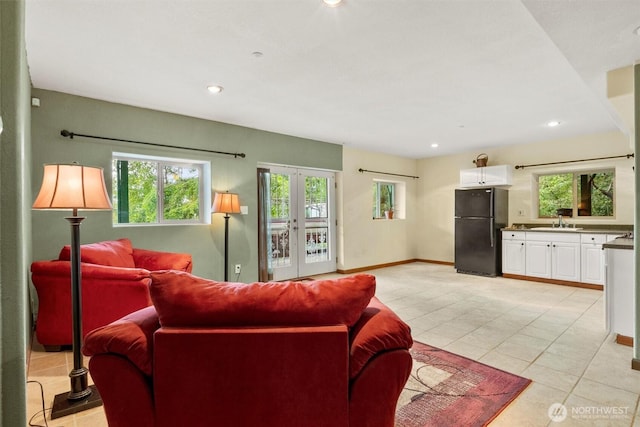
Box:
[264,166,336,281]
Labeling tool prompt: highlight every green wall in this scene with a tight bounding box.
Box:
[30,89,342,283]
[1,0,31,425]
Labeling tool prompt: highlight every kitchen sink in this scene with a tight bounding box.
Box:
[530,227,583,231]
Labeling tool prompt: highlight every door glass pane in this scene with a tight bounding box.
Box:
[270,173,291,267]
[305,176,329,263]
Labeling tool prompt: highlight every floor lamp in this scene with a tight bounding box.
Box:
[32,163,112,419]
[212,191,241,281]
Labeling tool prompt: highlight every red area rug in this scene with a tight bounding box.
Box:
[396,341,531,427]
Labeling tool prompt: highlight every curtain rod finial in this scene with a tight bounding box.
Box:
[60,129,74,139]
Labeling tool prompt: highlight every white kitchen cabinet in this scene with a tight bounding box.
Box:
[525,232,580,281]
[525,241,552,278]
[580,234,607,285]
[460,165,512,188]
[552,241,581,282]
[502,231,526,275]
[581,234,625,286]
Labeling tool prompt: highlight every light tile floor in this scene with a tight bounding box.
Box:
[27,262,640,426]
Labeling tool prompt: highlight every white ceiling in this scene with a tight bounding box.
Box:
[25,0,640,159]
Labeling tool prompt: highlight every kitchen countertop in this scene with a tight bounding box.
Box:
[603,238,634,250]
[501,227,630,235]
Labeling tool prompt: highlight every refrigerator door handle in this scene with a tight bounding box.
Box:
[490,218,494,248]
[489,188,494,217]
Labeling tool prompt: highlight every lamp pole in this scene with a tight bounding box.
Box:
[66,213,92,400]
[224,213,230,281]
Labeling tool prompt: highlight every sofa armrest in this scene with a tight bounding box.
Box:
[132,248,193,272]
[89,354,155,427]
[83,306,160,376]
[31,261,154,346]
[348,296,413,379]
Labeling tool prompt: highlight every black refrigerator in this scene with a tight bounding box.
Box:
[454,188,508,277]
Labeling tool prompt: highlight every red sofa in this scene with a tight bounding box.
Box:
[83,271,413,427]
[31,238,192,350]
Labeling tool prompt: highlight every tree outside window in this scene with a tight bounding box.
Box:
[537,170,614,218]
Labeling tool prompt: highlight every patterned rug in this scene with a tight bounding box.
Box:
[396,341,531,427]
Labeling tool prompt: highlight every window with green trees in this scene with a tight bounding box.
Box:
[112,153,209,225]
[372,181,395,219]
[537,170,614,218]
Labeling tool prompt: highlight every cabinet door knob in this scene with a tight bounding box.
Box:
[521,242,524,246]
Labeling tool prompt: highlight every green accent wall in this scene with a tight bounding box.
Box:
[30,89,342,283]
[1,0,31,424]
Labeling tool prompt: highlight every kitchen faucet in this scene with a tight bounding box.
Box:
[557,214,564,228]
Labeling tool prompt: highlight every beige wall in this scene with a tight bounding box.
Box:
[417,130,634,263]
[339,146,419,271]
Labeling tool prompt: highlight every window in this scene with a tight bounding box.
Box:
[112,153,211,225]
[372,179,408,219]
[537,169,614,218]
[373,181,395,219]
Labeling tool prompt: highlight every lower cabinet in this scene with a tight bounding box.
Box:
[525,232,580,282]
[551,241,581,282]
[503,230,625,286]
[580,234,625,285]
[502,232,526,275]
[525,241,551,278]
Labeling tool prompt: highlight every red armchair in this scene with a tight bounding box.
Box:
[31,238,192,350]
[83,271,413,427]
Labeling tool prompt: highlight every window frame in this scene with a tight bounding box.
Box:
[112,152,211,226]
[534,168,615,219]
[371,179,406,220]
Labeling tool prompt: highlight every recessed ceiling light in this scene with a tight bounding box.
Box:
[252,51,263,58]
[547,120,561,127]
[431,143,439,148]
[207,85,223,94]
[323,0,342,7]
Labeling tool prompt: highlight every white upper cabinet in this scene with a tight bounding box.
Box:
[460,165,512,188]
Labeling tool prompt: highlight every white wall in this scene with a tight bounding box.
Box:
[416,130,634,263]
[338,146,418,271]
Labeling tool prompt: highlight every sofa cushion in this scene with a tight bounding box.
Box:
[349,296,413,379]
[59,238,135,268]
[150,270,376,327]
[132,248,193,272]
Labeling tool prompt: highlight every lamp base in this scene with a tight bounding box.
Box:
[51,384,103,419]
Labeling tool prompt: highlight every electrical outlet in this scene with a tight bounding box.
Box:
[234,264,241,274]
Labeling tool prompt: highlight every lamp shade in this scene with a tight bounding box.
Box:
[212,192,241,214]
[33,163,112,210]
